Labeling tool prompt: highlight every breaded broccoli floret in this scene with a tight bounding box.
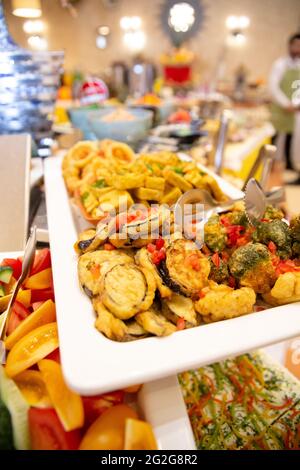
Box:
[226,210,248,227]
[209,258,229,284]
[252,219,292,259]
[263,205,284,221]
[204,214,227,252]
[229,243,277,293]
[290,215,300,257]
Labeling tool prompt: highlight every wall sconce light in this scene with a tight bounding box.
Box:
[120,16,146,52]
[12,0,42,18]
[27,34,48,50]
[96,25,110,50]
[23,19,44,34]
[226,15,250,46]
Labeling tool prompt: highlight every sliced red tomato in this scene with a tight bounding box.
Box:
[31,287,55,303]
[46,348,61,363]
[31,249,52,276]
[32,301,45,311]
[28,408,81,450]
[7,300,31,336]
[82,391,125,428]
[1,258,22,280]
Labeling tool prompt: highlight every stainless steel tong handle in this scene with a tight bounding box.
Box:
[0,226,37,342]
[242,144,277,192]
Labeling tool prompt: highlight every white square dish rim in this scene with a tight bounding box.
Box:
[44,156,300,396]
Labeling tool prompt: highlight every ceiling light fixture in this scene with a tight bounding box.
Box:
[12,0,42,18]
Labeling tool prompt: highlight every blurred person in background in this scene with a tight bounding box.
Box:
[269,33,300,183]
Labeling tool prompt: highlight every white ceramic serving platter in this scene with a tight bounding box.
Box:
[44,155,300,396]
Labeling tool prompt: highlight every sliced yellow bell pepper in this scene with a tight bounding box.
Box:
[124,418,158,450]
[5,322,59,378]
[16,290,31,308]
[5,300,56,350]
[38,359,84,432]
[0,289,31,313]
[14,370,52,408]
[24,268,52,290]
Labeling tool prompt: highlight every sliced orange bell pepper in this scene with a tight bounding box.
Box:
[5,322,59,378]
[38,359,84,432]
[124,418,158,450]
[24,268,53,290]
[14,370,52,407]
[5,300,56,350]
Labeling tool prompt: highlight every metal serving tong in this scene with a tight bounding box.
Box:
[0,226,37,343]
[242,144,277,192]
[244,178,269,226]
[174,186,285,224]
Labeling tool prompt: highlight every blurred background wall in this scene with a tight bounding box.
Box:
[3,0,300,81]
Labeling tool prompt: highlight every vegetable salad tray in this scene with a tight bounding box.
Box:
[45,155,300,395]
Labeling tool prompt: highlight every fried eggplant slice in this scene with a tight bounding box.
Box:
[136,309,177,337]
[74,228,97,254]
[101,264,156,320]
[93,297,128,341]
[78,250,133,296]
[161,239,210,296]
[125,320,147,336]
[135,247,172,298]
[164,293,197,325]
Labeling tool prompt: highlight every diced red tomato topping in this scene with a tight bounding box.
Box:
[220,216,231,227]
[147,243,156,254]
[221,251,229,262]
[176,318,186,330]
[275,259,300,276]
[228,276,236,288]
[151,248,166,265]
[185,253,200,271]
[268,241,277,254]
[104,243,115,251]
[226,225,245,247]
[211,253,220,268]
[155,238,165,250]
[28,408,81,450]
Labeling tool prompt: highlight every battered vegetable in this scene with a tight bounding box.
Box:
[204,215,227,252]
[228,243,277,293]
[252,219,292,259]
[290,215,300,257]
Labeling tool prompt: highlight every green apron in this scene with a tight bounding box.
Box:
[270,67,300,134]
